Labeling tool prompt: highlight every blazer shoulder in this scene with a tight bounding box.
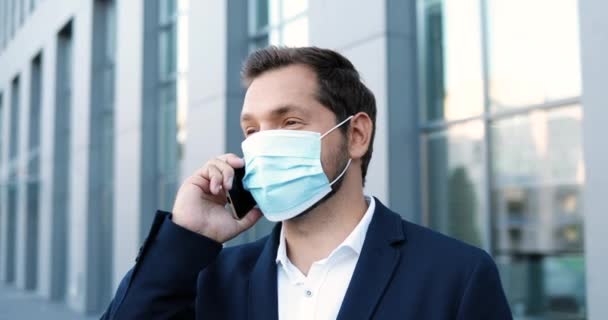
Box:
[212,235,270,271]
[400,218,492,266]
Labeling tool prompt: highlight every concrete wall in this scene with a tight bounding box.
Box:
[183,0,230,178]
[1,0,421,293]
[0,0,133,314]
[579,0,608,318]
[308,0,420,221]
[0,0,602,317]
[0,0,86,306]
[309,0,390,205]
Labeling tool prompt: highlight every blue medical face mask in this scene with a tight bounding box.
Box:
[241,116,353,222]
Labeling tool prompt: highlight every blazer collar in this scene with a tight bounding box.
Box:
[247,197,406,320]
[336,197,406,319]
[248,222,281,320]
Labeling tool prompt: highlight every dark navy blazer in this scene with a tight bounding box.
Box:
[102,198,512,319]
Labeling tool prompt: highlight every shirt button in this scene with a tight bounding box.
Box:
[305,289,313,297]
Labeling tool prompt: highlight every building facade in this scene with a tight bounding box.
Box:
[0,0,606,318]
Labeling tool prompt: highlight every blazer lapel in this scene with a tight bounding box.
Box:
[337,198,407,320]
[248,223,281,320]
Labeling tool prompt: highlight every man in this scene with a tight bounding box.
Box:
[102,47,512,319]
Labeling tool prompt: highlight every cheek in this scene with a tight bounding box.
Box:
[319,137,335,173]
[319,135,348,175]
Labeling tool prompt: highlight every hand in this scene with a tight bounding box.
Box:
[171,153,262,243]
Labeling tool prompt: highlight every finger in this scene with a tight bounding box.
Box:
[206,165,224,195]
[237,207,263,229]
[195,163,213,181]
[194,155,242,179]
[189,175,210,194]
[208,158,236,190]
[218,153,245,169]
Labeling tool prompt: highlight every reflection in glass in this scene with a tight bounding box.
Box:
[424,121,485,247]
[25,54,43,290]
[158,23,176,81]
[254,0,269,30]
[423,0,484,122]
[487,0,581,110]
[0,94,3,164]
[51,22,73,300]
[155,0,188,211]
[159,0,176,24]
[6,77,21,283]
[158,85,178,210]
[491,106,585,319]
[250,0,308,49]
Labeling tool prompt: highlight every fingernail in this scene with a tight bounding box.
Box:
[228,176,234,189]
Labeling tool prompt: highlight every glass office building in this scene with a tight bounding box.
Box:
[0,0,606,318]
[421,0,585,318]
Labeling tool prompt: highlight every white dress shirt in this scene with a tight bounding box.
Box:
[276,196,376,320]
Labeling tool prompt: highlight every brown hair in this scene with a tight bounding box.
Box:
[241,46,377,184]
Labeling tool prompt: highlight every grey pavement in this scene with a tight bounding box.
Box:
[0,284,99,320]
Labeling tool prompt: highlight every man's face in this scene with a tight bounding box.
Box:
[240,64,349,181]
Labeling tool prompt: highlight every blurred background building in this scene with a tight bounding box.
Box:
[0,0,606,319]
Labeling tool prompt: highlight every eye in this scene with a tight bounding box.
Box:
[283,118,302,127]
[245,128,258,136]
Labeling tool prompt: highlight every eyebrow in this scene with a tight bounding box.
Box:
[241,104,305,122]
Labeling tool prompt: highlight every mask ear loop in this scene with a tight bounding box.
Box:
[320,115,354,139]
[329,158,352,186]
[321,115,354,186]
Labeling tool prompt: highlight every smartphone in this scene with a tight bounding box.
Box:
[226,167,257,220]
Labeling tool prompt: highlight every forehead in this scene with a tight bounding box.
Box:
[241,64,321,119]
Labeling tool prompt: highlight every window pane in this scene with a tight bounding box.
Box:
[281,16,308,47]
[253,0,280,30]
[6,182,18,281]
[0,93,3,164]
[254,0,269,30]
[159,0,176,24]
[492,106,585,253]
[25,179,40,287]
[251,0,306,47]
[422,0,484,122]
[497,254,586,318]
[157,86,177,174]
[251,34,269,51]
[9,77,20,164]
[491,106,585,318]
[158,24,176,80]
[157,85,178,211]
[19,0,24,25]
[154,0,183,212]
[104,0,116,61]
[424,121,485,248]
[101,120,114,198]
[487,0,581,110]
[28,55,42,177]
[102,68,115,108]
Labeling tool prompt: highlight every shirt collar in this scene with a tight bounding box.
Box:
[275,196,376,266]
